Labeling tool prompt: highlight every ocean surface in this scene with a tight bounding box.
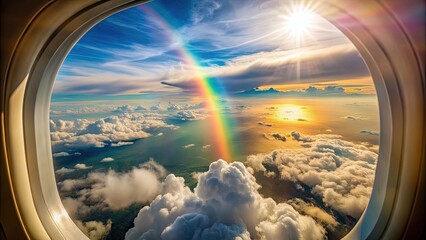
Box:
[51,96,379,239]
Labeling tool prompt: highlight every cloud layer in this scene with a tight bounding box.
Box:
[246,131,378,218]
[61,160,167,218]
[50,113,177,151]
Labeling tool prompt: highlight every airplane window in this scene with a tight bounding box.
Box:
[50,1,379,239]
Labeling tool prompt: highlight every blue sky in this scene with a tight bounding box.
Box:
[54,0,372,97]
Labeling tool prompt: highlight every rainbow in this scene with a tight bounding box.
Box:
[138,5,233,161]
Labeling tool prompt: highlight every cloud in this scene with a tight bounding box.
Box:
[50,106,116,115]
[290,131,315,142]
[75,220,112,240]
[191,172,203,181]
[192,0,222,23]
[60,160,168,217]
[110,141,134,147]
[55,167,76,175]
[246,131,377,219]
[75,163,91,170]
[183,144,195,149]
[52,151,81,157]
[304,86,345,95]
[257,121,272,127]
[173,110,206,121]
[115,105,135,112]
[167,103,182,111]
[59,178,88,191]
[150,104,165,111]
[135,105,147,111]
[288,198,339,230]
[359,130,379,136]
[101,157,114,162]
[161,44,370,93]
[202,144,211,149]
[271,133,286,142]
[343,115,364,120]
[50,113,176,151]
[125,160,325,240]
[55,0,370,96]
[256,203,326,240]
[52,152,71,157]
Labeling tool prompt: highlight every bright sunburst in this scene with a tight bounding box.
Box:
[284,5,314,39]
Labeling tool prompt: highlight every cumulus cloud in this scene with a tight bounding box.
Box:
[173,110,206,121]
[55,167,75,175]
[246,131,377,219]
[272,133,286,142]
[53,151,81,157]
[167,103,182,111]
[50,113,176,151]
[135,105,147,111]
[75,163,91,170]
[53,152,71,157]
[76,220,112,240]
[125,160,325,240]
[150,104,165,111]
[304,86,345,95]
[60,160,168,218]
[101,157,114,162]
[114,105,135,112]
[110,141,134,147]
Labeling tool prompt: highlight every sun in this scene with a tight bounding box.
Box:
[277,105,307,121]
[284,6,314,39]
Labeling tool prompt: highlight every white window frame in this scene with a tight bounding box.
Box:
[1,0,424,239]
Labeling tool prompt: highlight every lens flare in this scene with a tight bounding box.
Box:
[284,5,314,39]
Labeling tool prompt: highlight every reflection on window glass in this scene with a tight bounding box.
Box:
[50,0,379,239]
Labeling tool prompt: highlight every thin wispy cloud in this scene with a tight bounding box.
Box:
[54,0,371,97]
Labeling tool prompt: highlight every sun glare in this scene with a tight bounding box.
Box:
[284,6,314,39]
[277,105,307,121]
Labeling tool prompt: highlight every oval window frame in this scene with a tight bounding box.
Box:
[1,0,424,239]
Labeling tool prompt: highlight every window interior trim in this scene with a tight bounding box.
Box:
[1,0,424,239]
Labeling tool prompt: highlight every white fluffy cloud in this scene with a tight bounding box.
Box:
[55,167,75,175]
[101,157,114,162]
[75,163,91,170]
[125,160,325,240]
[50,113,176,151]
[76,220,112,240]
[52,152,71,157]
[60,160,168,218]
[246,131,378,219]
[110,141,134,147]
[173,110,206,121]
